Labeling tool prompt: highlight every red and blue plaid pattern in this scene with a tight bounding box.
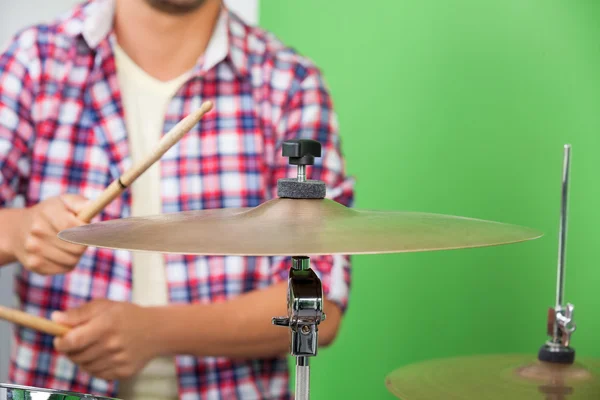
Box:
[0,1,354,398]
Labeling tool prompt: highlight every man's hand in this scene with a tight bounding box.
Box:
[12,194,89,275]
[52,299,159,381]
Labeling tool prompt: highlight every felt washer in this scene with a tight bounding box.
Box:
[277,178,326,199]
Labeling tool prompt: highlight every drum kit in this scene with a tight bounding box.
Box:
[0,106,598,399]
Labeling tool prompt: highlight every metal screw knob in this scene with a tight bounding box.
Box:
[282,139,322,166]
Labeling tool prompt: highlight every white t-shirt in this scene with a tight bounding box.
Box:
[112,9,228,399]
[114,42,189,400]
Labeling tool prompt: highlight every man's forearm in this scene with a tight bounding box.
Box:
[0,208,21,266]
[150,281,342,359]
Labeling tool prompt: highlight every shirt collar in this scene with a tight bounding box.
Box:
[75,0,249,77]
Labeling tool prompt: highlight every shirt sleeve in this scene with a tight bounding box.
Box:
[267,62,355,313]
[0,33,35,207]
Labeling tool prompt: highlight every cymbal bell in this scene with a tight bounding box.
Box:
[385,354,600,399]
[59,197,542,256]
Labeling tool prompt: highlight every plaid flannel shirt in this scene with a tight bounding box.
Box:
[0,1,354,398]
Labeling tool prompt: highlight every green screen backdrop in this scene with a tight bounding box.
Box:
[260,1,600,399]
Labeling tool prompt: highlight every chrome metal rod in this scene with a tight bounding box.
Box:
[297,165,307,182]
[555,144,571,310]
[295,356,310,400]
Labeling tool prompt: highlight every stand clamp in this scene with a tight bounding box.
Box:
[539,303,577,364]
[272,256,324,400]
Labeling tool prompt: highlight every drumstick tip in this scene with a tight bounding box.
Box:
[186,101,214,122]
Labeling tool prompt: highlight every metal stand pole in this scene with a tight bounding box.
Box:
[296,356,310,399]
[552,144,573,346]
[272,256,324,400]
[538,144,577,364]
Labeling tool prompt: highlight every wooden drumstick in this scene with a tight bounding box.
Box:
[0,305,70,337]
[77,100,214,222]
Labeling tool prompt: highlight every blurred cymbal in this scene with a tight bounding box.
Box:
[59,198,542,256]
[386,354,600,399]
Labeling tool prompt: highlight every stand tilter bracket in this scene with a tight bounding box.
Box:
[272,139,327,399]
[272,256,324,400]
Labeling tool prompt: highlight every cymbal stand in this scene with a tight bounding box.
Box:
[271,138,328,399]
[538,144,577,364]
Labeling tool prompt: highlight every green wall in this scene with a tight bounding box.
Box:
[260,1,600,399]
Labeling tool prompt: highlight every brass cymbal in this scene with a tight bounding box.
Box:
[385,354,600,399]
[59,197,542,256]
